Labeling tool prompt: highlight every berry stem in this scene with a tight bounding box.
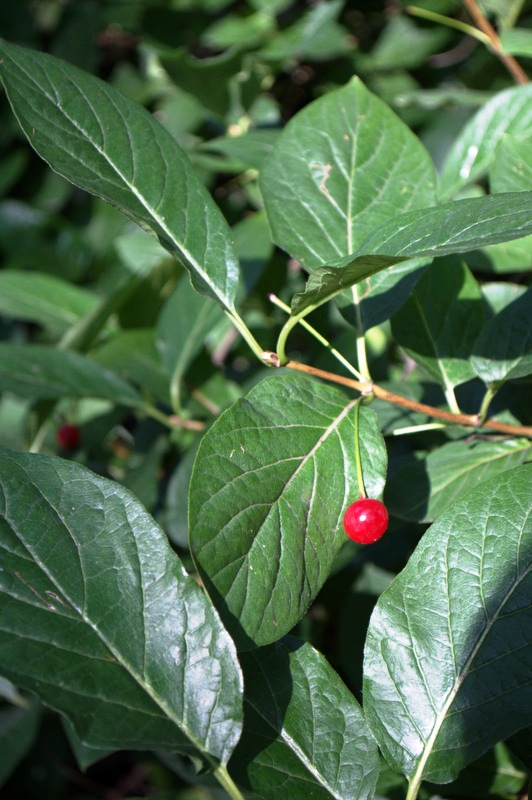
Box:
[353,398,367,499]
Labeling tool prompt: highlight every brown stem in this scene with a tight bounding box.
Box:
[462,0,529,84]
[261,352,532,438]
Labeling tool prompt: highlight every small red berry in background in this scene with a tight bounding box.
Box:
[343,498,388,544]
[56,424,81,450]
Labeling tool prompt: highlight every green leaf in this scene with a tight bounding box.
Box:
[359,192,532,257]
[364,464,532,786]
[290,255,408,317]
[0,270,98,333]
[490,135,532,193]
[439,84,532,198]
[0,344,141,406]
[386,438,532,523]
[0,448,243,768]
[260,77,437,269]
[0,38,239,311]
[231,637,380,799]
[189,375,387,649]
[0,700,40,785]
[471,287,532,383]
[391,259,486,388]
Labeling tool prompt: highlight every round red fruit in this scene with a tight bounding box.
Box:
[343,498,388,544]
[57,424,81,450]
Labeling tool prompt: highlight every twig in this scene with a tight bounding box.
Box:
[462,0,529,84]
[261,352,532,438]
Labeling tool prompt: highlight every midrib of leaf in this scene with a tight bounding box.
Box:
[11,56,234,313]
[406,530,531,797]
[219,398,357,601]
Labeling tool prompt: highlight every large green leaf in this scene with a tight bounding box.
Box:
[439,84,532,198]
[287,193,532,329]
[0,38,239,311]
[471,286,532,384]
[188,375,387,649]
[391,259,486,388]
[231,637,380,799]
[364,464,532,787]
[386,438,532,523]
[260,77,437,269]
[0,344,141,406]
[0,449,243,771]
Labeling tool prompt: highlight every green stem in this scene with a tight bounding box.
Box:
[406,777,421,800]
[444,384,461,415]
[391,422,447,436]
[226,308,264,361]
[406,4,491,45]
[477,383,501,423]
[352,284,371,381]
[269,294,365,380]
[353,398,366,499]
[213,765,246,800]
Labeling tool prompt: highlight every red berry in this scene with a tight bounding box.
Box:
[57,424,80,450]
[343,498,388,544]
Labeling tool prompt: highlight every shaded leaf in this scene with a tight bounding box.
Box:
[231,637,380,799]
[0,344,141,406]
[386,438,532,523]
[0,38,239,311]
[189,375,387,649]
[260,76,436,269]
[439,84,532,198]
[0,448,243,767]
[0,699,40,785]
[364,464,532,785]
[471,287,532,383]
[391,259,486,388]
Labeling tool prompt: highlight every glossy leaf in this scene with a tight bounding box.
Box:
[359,192,532,257]
[391,259,486,388]
[0,448,243,767]
[189,374,387,649]
[0,38,239,311]
[231,637,380,799]
[439,84,532,198]
[364,464,532,785]
[290,193,532,327]
[260,77,437,269]
[471,287,532,383]
[386,438,532,523]
[0,344,141,406]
